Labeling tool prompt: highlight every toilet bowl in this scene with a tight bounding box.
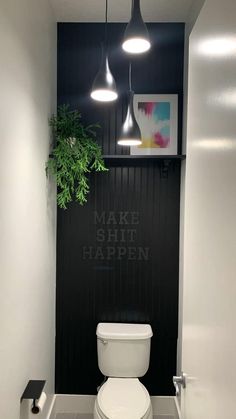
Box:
[94,323,153,419]
[94,378,152,419]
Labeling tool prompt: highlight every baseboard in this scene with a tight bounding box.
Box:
[46,395,57,419]
[49,394,179,419]
[174,396,181,419]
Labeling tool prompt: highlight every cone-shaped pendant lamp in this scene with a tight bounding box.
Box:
[91,0,118,102]
[118,64,142,146]
[122,0,151,54]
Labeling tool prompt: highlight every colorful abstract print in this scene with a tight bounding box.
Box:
[137,101,170,148]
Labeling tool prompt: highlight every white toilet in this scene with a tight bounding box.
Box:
[94,322,153,419]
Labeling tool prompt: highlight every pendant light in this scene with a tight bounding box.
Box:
[90,0,118,102]
[118,64,142,146]
[122,0,151,54]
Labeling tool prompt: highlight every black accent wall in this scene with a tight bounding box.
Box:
[56,23,185,396]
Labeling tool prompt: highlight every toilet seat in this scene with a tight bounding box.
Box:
[97,378,151,419]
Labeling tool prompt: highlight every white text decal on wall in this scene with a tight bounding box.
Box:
[82,211,150,261]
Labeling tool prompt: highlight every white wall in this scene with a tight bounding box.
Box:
[181,0,236,417]
[0,1,57,418]
[177,0,205,377]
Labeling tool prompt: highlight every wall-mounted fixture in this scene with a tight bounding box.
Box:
[118,64,142,146]
[122,0,151,55]
[91,0,118,102]
[21,380,47,415]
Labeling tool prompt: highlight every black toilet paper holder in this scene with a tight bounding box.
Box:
[21,380,46,409]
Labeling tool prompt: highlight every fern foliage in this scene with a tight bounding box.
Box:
[46,105,108,209]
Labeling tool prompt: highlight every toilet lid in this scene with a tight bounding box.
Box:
[98,378,150,419]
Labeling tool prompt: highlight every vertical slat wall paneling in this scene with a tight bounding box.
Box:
[56,23,184,395]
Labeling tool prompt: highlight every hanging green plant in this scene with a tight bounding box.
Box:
[46,105,108,209]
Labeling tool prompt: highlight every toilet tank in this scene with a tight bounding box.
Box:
[96,323,153,378]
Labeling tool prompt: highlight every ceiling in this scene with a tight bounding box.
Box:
[50,0,195,23]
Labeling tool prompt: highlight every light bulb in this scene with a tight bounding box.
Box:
[117,139,142,146]
[90,89,118,102]
[122,37,151,54]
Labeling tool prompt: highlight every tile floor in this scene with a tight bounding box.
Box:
[56,415,92,419]
[55,415,165,419]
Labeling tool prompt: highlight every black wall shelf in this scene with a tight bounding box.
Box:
[103,155,186,177]
[103,155,186,160]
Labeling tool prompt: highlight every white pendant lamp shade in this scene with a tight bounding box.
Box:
[118,91,142,146]
[91,50,118,102]
[122,0,151,54]
[90,0,118,102]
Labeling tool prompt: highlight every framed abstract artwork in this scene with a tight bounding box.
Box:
[131,94,178,155]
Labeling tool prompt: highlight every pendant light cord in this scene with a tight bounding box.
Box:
[129,63,132,92]
[105,0,108,49]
